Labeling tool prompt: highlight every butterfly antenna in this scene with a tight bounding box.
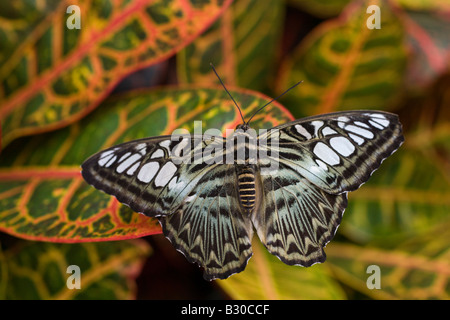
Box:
[246,81,303,126]
[210,63,246,124]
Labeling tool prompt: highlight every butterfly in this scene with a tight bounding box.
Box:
[81,70,404,281]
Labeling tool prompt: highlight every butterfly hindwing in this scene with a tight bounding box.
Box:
[252,161,348,266]
[159,164,253,281]
[259,110,404,194]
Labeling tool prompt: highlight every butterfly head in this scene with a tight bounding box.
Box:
[236,123,251,131]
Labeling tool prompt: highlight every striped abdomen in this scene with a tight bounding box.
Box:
[237,165,257,212]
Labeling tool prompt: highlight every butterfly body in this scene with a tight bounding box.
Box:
[236,164,258,213]
[82,110,404,280]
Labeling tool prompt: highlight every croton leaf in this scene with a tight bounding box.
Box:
[278,0,407,117]
[0,0,232,148]
[402,10,450,90]
[340,108,450,243]
[392,0,450,11]
[217,239,346,299]
[0,239,150,299]
[326,225,450,299]
[177,0,283,92]
[0,86,293,242]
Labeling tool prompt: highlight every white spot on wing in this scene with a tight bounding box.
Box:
[136,143,146,149]
[313,142,340,165]
[370,117,390,128]
[311,121,324,136]
[168,176,178,190]
[126,162,140,175]
[349,133,364,145]
[173,137,190,157]
[137,162,159,183]
[118,152,131,163]
[98,148,120,166]
[337,116,349,128]
[295,125,312,140]
[98,153,114,166]
[315,159,328,171]
[159,140,171,156]
[369,120,384,129]
[136,143,147,155]
[366,113,386,119]
[322,126,337,136]
[99,150,114,159]
[344,125,374,139]
[155,162,177,187]
[354,121,370,128]
[159,140,171,148]
[116,154,142,173]
[104,155,117,167]
[330,137,355,156]
[151,149,165,159]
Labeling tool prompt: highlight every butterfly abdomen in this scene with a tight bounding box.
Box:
[237,165,257,213]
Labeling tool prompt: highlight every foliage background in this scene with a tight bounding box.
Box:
[0,0,449,299]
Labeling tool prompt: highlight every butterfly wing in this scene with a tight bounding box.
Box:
[81,134,225,217]
[258,110,404,194]
[253,110,404,265]
[252,167,347,266]
[159,164,253,281]
[82,133,253,280]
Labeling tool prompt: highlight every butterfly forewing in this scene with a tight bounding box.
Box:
[81,134,226,217]
[259,110,404,194]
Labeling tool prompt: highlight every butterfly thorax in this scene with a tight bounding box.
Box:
[231,126,258,165]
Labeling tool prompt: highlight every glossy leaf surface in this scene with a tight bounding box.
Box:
[0,239,150,299]
[0,0,232,147]
[327,228,450,299]
[177,0,283,92]
[278,0,407,117]
[217,239,346,299]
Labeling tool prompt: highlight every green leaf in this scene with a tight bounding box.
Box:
[177,0,283,92]
[1,239,150,299]
[217,239,346,299]
[0,86,293,242]
[342,143,450,243]
[0,0,233,148]
[392,0,450,11]
[327,225,450,299]
[278,0,407,117]
[402,10,450,90]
